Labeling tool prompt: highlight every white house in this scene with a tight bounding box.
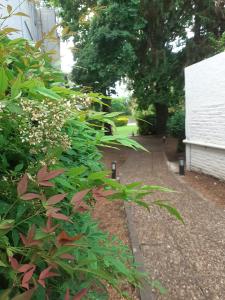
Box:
[184,52,225,180]
[1,0,60,64]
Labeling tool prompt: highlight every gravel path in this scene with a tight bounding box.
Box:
[118,136,225,300]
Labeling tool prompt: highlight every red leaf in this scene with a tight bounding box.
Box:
[57,231,83,246]
[9,256,19,270]
[46,207,60,214]
[37,165,48,182]
[42,217,59,233]
[73,288,88,300]
[43,169,65,180]
[71,189,90,205]
[18,264,34,273]
[51,212,69,221]
[76,206,89,213]
[38,266,59,288]
[17,174,28,196]
[39,181,55,187]
[47,193,67,205]
[60,253,75,260]
[21,193,40,200]
[21,266,36,289]
[19,225,41,247]
[64,289,70,300]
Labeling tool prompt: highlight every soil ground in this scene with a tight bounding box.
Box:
[165,137,225,208]
[93,146,139,300]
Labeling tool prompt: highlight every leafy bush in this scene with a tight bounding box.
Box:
[137,114,157,135]
[167,111,185,140]
[114,116,129,127]
[0,9,183,300]
[111,97,131,115]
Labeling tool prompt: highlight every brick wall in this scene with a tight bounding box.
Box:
[185,52,225,180]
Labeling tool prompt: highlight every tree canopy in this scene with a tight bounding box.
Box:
[55,0,225,133]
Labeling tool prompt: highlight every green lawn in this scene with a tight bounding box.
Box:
[115,124,138,137]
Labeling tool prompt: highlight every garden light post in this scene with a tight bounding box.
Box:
[111,161,117,179]
[179,157,185,176]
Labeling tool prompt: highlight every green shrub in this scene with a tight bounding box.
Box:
[167,110,185,140]
[111,97,131,115]
[137,114,157,135]
[114,116,129,127]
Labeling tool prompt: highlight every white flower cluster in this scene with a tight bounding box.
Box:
[18,99,72,154]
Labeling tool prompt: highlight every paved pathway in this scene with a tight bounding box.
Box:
[118,137,225,300]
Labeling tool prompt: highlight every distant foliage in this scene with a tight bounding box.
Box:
[137,114,157,135]
[114,116,129,127]
[111,97,131,115]
[167,111,185,140]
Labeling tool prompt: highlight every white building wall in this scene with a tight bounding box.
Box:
[185,52,225,180]
[1,1,60,64]
[1,0,41,40]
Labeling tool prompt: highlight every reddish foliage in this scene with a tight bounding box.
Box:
[47,193,67,205]
[17,174,28,196]
[37,165,48,182]
[9,257,36,290]
[37,166,64,182]
[42,217,59,233]
[9,256,20,270]
[60,253,75,260]
[38,266,59,288]
[39,181,55,187]
[21,193,40,200]
[46,207,69,221]
[37,166,64,187]
[21,266,36,289]
[43,169,65,181]
[64,288,88,300]
[71,189,90,212]
[20,225,41,247]
[57,231,83,246]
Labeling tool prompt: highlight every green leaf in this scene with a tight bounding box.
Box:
[0,289,10,300]
[88,171,109,181]
[13,12,30,17]
[135,200,150,211]
[11,74,22,98]
[0,67,8,95]
[153,200,184,224]
[0,259,7,267]
[14,163,24,172]
[67,166,87,177]
[34,87,61,100]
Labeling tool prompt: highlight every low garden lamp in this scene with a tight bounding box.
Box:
[179,157,185,176]
[111,161,117,179]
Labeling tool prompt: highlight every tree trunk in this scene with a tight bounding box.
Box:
[102,98,112,135]
[154,103,168,135]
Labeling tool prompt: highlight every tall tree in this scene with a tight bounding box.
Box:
[54,0,225,134]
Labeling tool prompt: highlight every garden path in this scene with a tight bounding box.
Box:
[116,136,225,300]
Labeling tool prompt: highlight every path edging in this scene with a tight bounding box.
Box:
[124,203,154,300]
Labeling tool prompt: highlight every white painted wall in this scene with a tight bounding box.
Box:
[0,1,60,64]
[1,0,41,40]
[185,52,225,179]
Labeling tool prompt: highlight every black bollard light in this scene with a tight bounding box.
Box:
[111,161,117,179]
[162,136,166,144]
[179,158,185,176]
